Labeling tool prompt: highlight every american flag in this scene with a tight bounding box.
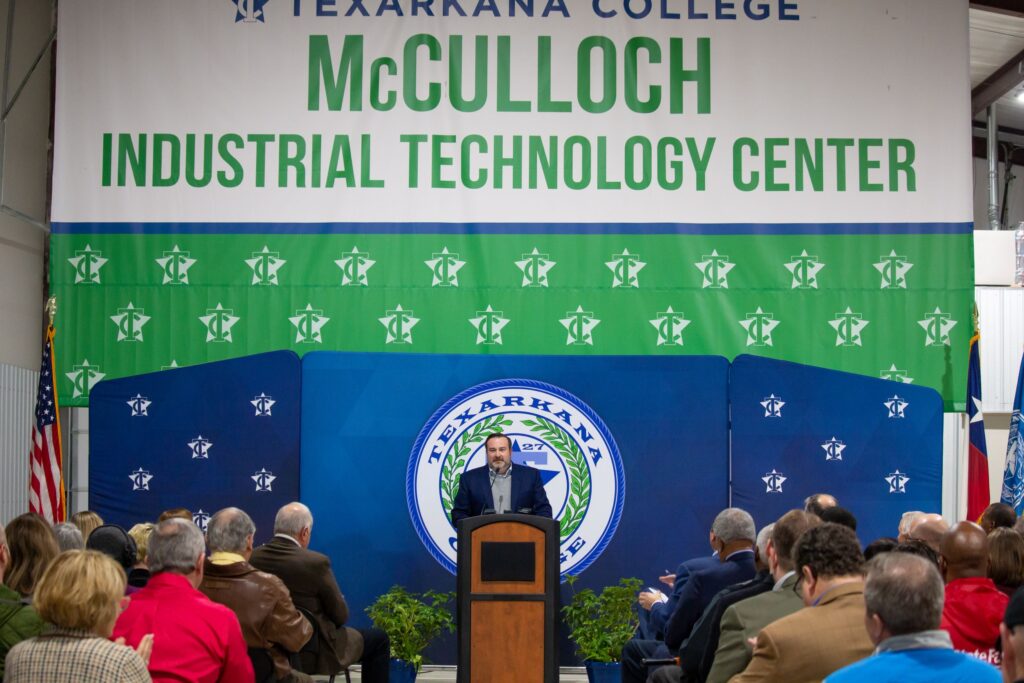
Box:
[29,326,65,523]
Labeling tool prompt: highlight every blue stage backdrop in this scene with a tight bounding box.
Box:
[730,354,943,546]
[88,351,301,543]
[300,353,730,651]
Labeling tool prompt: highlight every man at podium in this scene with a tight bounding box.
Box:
[450,433,553,524]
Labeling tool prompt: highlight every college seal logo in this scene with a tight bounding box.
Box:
[407,379,625,576]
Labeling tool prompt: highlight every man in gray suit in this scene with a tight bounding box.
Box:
[703,510,819,683]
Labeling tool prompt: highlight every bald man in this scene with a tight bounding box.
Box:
[908,515,949,554]
[939,521,1008,664]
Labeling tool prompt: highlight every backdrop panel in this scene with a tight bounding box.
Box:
[730,354,943,545]
[88,350,301,542]
[300,353,729,641]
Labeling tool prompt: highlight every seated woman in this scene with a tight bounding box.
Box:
[4,550,154,683]
[4,512,59,598]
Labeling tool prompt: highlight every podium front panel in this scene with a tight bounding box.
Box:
[470,522,545,594]
[469,601,545,683]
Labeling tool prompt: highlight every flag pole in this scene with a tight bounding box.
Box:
[45,296,67,522]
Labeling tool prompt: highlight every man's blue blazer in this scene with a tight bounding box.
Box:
[450,465,553,524]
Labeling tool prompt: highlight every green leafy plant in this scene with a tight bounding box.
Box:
[365,586,456,672]
[562,575,643,663]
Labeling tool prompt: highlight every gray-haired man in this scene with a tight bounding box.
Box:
[251,502,390,683]
[200,507,313,683]
[825,553,999,683]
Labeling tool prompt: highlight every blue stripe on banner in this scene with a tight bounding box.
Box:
[51,221,975,236]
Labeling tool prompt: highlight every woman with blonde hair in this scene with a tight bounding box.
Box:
[4,550,153,682]
[4,513,59,597]
[69,510,104,541]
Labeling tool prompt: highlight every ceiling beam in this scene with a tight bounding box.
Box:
[972,135,1024,165]
[971,1,1024,19]
[972,46,1024,114]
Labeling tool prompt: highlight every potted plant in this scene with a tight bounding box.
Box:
[562,575,644,683]
[365,585,455,683]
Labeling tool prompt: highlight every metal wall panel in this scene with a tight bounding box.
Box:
[976,287,1024,412]
[0,363,37,524]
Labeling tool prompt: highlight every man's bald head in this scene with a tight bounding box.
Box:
[909,518,949,554]
[940,521,989,581]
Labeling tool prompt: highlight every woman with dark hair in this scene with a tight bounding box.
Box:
[4,513,59,597]
[987,527,1024,596]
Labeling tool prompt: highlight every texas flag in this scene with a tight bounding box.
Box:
[966,333,989,522]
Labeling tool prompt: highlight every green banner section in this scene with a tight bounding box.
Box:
[51,231,973,410]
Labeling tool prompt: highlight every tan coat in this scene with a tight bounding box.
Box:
[727,581,874,683]
[707,572,804,683]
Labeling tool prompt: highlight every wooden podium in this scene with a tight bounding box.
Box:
[456,514,559,683]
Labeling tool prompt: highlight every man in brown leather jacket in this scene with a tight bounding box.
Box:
[200,507,313,683]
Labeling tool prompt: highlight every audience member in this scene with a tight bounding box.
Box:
[864,537,899,561]
[988,527,1024,597]
[981,503,1016,534]
[893,540,941,571]
[0,523,45,678]
[86,524,139,593]
[4,512,59,597]
[157,508,192,523]
[200,507,313,683]
[638,539,720,640]
[939,520,1007,663]
[729,523,873,682]
[897,511,923,543]
[127,523,155,588]
[69,510,104,541]
[622,508,757,683]
[113,518,254,682]
[52,522,84,552]
[819,506,857,532]
[1013,514,1024,538]
[907,516,949,554]
[705,510,820,683]
[804,493,838,517]
[650,525,776,683]
[825,553,1000,683]
[1001,587,1024,683]
[250,502,390,683]
[4,550,152,683]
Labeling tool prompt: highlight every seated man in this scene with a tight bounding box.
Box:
[980,503,1016,533]
[200,507,313,683]
[650,525,777,683]
[638,547,720,641]
[250,502,390,683]
[803,493,838,517]
[621,508,758,683]
[906,514,948,554]
[703,510,820,683]
[826,553,1000,683]
[729,523,874,682]
[113,518,254,682]
[940,521,1007,664]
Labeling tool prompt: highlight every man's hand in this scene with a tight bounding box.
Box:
[658,573,676,587]
[638,590,665,610]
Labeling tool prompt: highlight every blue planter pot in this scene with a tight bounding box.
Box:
[389,658,417,683]
[585,661,621,683]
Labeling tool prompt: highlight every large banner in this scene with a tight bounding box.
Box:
[52,0,973,409]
